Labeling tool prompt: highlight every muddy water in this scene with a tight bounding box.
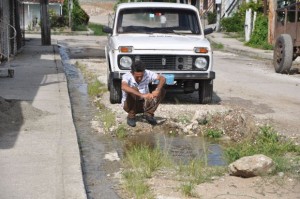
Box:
[59,46,225,199]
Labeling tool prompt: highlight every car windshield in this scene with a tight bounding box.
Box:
[116,8,201,35]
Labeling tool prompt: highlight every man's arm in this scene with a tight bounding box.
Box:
[121,81,153,99]
[152,74,166,97]
[121,81,142,97]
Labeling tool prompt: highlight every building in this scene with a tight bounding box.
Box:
[19,0,64,30]
[0,0,23,63]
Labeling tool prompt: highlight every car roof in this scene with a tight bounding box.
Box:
[116,2,199,12]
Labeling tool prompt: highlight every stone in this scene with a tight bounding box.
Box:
[228,154,275,178]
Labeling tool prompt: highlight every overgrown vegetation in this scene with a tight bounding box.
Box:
[221,0,271,49]
[74,61,116,131]
[246,14,273,50]
[205,129,223,138]
[206,11,217,25]
[62,0,89,31]
[122,145,171,198]
[88,23,107,36]
[224,125,300,174]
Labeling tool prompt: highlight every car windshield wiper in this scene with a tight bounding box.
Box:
[155,29,174,33]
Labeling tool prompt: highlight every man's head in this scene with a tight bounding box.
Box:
[131,61,146,83]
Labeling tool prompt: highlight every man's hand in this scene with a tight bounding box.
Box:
[142,93,154,100]
[152,90,160,98]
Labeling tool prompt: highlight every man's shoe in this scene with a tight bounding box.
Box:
[145,115,157,125]
[127,117,136,127]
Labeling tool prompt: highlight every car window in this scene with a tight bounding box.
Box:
[116,8,201,35]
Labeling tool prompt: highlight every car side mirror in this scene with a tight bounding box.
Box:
[102,26,113,34]
[204,27,214,35]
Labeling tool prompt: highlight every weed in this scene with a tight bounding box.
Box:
[102,109,116,131]
[180,182,195,197]
[122,171,154,199]
[177,159,226,184]
[211,41,224,50]
[88,23,107,36]
[176,115,191,124]
[88,80,106,97]
[74,61,114,131]
[224,125,300,174]
[115,124,128,138]
[205,129,223,138]
[122,146,171,198]
[124,146,169,178]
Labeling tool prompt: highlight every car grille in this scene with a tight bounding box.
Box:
[139,55,193,70]
[118,54,199,70]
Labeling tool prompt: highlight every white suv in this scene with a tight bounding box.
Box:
[103,2,215,104]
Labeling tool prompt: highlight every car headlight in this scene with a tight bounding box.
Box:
[194,57,208,70]
[120,56,133,69]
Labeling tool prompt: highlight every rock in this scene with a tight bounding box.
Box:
[228,154,275,178]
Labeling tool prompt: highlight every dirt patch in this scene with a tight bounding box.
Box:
[149,172,300,199]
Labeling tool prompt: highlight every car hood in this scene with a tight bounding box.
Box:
[110,34,211,50]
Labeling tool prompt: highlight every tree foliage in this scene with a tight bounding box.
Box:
[62,0,89,30]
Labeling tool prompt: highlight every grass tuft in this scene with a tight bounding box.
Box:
[88,23,107,36]
[224,125,300,174]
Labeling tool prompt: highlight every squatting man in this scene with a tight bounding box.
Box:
[121,61,166,127]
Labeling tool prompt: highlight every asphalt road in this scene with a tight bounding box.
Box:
[213,50,300,138]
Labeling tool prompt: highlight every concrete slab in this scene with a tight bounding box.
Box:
[0,36,87,199]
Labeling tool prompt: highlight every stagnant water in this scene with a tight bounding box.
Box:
[59,46,225,199]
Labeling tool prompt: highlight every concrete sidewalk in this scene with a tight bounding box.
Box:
[207,32,274,60]
[0,37,86,199]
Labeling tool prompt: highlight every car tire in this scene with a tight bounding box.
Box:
[110,79,122,104]
[199,80,213,104]
[273,34,293,74]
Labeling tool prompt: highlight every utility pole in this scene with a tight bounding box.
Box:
[268,0,277,44]
[68,0,73,29]
[40,0,51,45]
[215,0,222,32]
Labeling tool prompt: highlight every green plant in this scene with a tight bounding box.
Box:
[88,23,107,36]
[101,108,116,131]
[62,0,89,30]
[205,129,222,138]
[207,11,217,24]
[125,146,168,178]
[177,115,191,124]
[122,171,154,199]
[180,182,195,197]
[224,125,300,173]
[88,80,106,97]
[221,0,263,33]
[210,41,224,50]
[49,9,67,28]
[115,124,128,138]
[221,12,244,32]
[246,14,273,50]
[177,159,226,184]
[122,146,171,198]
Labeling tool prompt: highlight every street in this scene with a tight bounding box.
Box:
[213,50,300,137]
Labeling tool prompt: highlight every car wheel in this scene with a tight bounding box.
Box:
[109,79,122,104]
[199,80,213,104]
[273,34,293,74]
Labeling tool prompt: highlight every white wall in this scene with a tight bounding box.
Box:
[20,3,62,30]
